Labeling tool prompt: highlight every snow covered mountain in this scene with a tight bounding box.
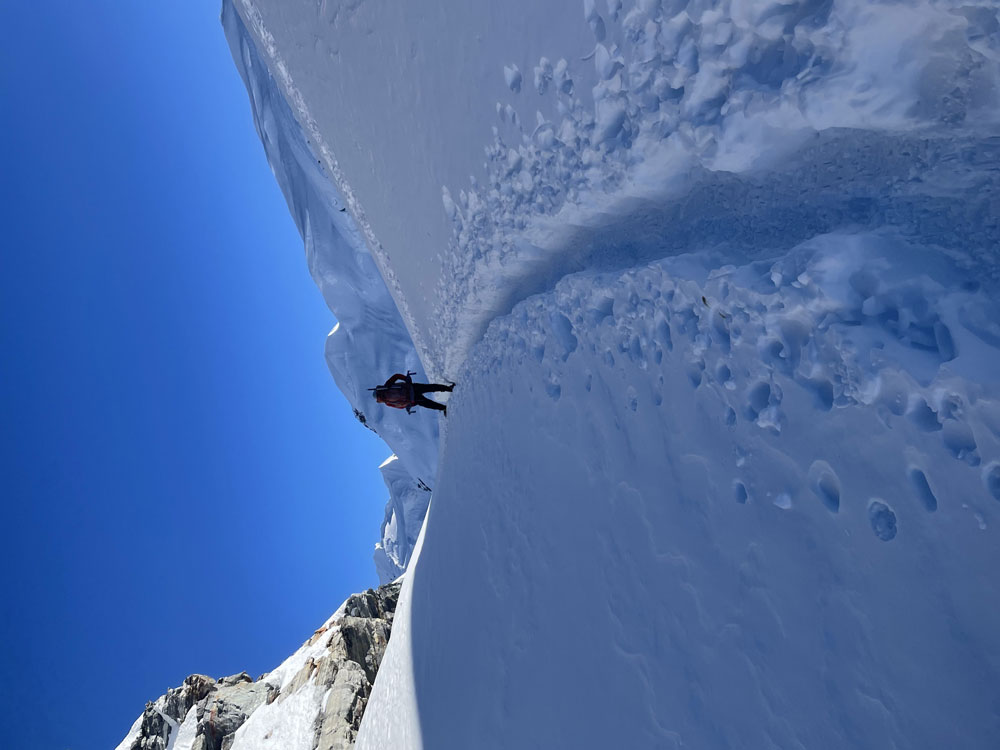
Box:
[115,583,400,750]
[121,0,1000,747]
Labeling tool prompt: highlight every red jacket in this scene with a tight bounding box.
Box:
[375,374,415,409]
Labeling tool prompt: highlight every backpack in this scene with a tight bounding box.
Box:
[374,382,415,409]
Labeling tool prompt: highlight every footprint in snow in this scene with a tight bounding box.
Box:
[908,397,942,432]
[686,359,705,388]
[733,480,749,504]
[745,380,772,420]
[808,460,841,513]
[942,421,980,466]
[654,317,673,352]
[801,375,834,411]
[759,337,792,375]
[868,499,898,541]
[983,462,1000,503]
[503,64,522,93]
[908,467,938,512]
[716,362,735,390]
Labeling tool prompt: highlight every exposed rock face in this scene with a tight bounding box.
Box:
[116,582,401,750]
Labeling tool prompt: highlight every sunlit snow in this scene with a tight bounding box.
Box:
[215,0,1000,747]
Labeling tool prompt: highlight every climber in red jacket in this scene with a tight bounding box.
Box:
[371,371,454,415]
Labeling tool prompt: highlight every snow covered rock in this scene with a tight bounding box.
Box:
[117,673,267,750]
[115,583,401,750]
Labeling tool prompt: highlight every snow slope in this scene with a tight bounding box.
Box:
[365,231,1000,748]
[222,0,1000,746]
[361,0,999,747]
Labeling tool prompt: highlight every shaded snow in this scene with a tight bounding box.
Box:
[361,0,999,747]
[365,231,1000,748]
[355,525,426,748]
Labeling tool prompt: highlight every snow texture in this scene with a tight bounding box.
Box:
[223,0,1000,746]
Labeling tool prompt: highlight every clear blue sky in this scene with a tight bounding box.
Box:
[0,3,391,748]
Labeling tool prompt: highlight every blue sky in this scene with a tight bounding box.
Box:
[0,3,391,748]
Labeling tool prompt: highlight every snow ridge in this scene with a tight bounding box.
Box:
[229,0,428,363]
[222,0,439,580]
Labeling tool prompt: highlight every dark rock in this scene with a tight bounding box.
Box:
[119,581,403,750]
[217,671,253,687]
[130,702,169,750]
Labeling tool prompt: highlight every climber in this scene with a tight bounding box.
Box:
[371,371,454,415]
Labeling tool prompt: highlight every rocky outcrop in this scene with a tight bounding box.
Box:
[127,673,218,750]
[116,582,401,750]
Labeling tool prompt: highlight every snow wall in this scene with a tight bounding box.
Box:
[222,0,438,582]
